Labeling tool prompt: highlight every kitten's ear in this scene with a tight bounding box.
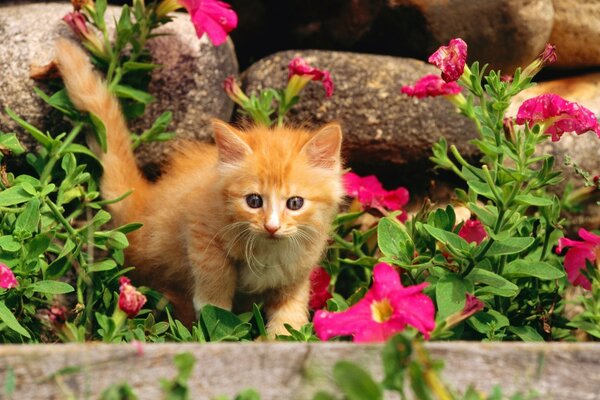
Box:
[212,119,252,165]
[302,123,343,169]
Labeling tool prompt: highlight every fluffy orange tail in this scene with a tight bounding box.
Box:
[55,39,148,223]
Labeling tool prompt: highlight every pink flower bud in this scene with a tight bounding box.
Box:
[223,76,250,106]
[118,277,147,318]
[287,57,334,97]
[0,263,18,289]
[63,12,89,37]
[309,267,332,310]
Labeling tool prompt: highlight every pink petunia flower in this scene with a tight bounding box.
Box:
[309,267,332,310]
[515,94,600,141]
[522,43,557,79]
[287,57,334,97]
[428,38,468,82]
[401,75,462,98]
[458,219,487,245]
[556,228,600,290]
[313,263,435,342]
[0,263,18,289]
[177,0,238,46]
[118,277,147,318]
[343,172,410,219]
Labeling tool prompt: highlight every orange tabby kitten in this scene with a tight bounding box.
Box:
[54,39,344,336]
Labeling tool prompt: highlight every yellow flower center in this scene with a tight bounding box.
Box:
[371,299,394,323]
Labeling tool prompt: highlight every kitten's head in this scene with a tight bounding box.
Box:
[212,120,344,244]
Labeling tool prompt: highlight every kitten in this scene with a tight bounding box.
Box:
[54,39,344,336]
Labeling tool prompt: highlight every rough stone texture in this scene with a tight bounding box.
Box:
[550,0,600,68]
[384,0,555,73]
[509,73,600,229]
[0,2,237,173]
[242,50,478,192]
[0,342,598,399]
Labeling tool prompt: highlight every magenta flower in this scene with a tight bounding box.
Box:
[309,267,332,310]
[428,38,468,82]
[401,75,461,98]
[118,277,147,318]
[177,0,238,46]
[313,263,435,342]
[522,43,557,79]
[287,57,334,97]
[63,12,109,60]
[458,219,487,245]
[515,94,600,141]
[0,263,18,289]
[556,228,600,290]
[343,172,410,219]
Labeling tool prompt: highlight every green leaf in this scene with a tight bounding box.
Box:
[466,180,495,200]
[333,361,383,400]
[89,260,118,272]
[64,143,100,162]
[436,274,468,319]
[200,305,249,341]
[507,326,544,342]
[378,217,414,265]
[89,112,108,153]
[0,236,21,252]
[29,280,74,294]
[34,88,78,118]
[252,303,267,338]
[422,224,469,253]
[234,389,262,400]
[486,237,534,257]
[5,107,52,148]
[467,309,509,334]
[503,259,565,280]
[14,198,40,236]
[0,133,25,155]
[381,334,411,392]
[114,85,155,105]
[468,269,519,297]
[514,194,553,207]
[0,185,33,206]
[0,301,31,338]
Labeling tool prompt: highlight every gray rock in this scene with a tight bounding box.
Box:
[242,50,479,192]
[406,0,554,73]
[0,2,237,173]
[550,0,600,68]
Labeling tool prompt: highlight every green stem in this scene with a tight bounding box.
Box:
[45,200,77,236]
[482,165,503,206]
[39,123,83,185]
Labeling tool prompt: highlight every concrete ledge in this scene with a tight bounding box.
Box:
[0,342,598,399]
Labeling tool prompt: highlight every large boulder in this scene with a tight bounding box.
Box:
[550,0,600,68]
[0,2,237,173]
[242,50,479,192]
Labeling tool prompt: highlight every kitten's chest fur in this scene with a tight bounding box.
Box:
[232,238,314,293]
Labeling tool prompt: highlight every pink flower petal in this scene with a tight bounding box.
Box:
[428,38,468,82]
[458,219,487,245]
[401,74,462,98]
[515,94,600,141]
[118,277,147,318]
[0,264,18,289]
[557,229,600,290]
[309,267,332,310]
[288,57,335,97]
[180,0,238,46]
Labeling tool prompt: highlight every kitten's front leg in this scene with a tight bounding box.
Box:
[190,255,237,313]
[264,278,310,338]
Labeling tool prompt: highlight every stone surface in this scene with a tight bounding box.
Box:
[0,2,237,173]
[509,73,600,229]
[0,342,598,399]
[225,0,553,73]
[381,0,554,73]
[550,0,600,68]
[242,50,478,192]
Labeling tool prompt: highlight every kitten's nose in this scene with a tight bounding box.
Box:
[264,223,280,235]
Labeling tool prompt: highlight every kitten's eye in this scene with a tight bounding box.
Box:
[286,196,304,211]
[245,194,263,209]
